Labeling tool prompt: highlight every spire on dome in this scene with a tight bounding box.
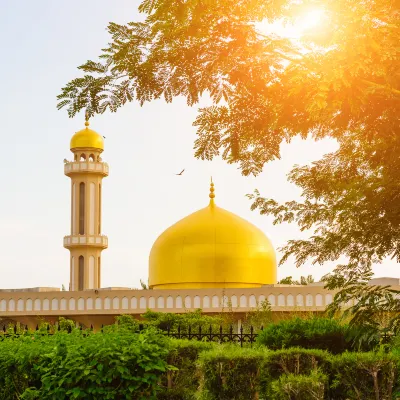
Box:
[85,111,90,128]
[209,177,215,206]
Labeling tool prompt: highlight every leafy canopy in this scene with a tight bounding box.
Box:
[58,0,399,175]
[58,1,400,276]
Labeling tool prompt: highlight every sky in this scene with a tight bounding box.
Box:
[0,1,398,290]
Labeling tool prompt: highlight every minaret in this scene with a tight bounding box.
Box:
[63,117,109,291]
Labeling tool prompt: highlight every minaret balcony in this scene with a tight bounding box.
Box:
[64,161,109,177]
[63,235,108,249]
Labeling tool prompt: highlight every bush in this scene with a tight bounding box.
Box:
[158,340,215,399]
[261,348,332,399]
[331,350,400,400]
[263,348,331,378]
[270,370,327,400]
[197,346,266,400]
[0,328,171,399]
[257,317,354,353]
[142,309,223,332]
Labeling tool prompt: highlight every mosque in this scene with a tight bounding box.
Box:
[0,122,399,330]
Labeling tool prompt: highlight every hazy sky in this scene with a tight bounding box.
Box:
[0,1,398,290]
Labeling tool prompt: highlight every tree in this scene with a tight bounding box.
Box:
[58,0,399,174]
[322,265,400,347]
[58,0,400,271]
[140,279,149,290]
[278,275,315,285]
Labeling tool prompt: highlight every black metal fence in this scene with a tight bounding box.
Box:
[164,325,260,347]
[0,323,261,347]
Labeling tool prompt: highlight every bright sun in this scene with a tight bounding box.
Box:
[295,8,326,35]
[258,8,326,39]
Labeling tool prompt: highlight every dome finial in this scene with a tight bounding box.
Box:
[209,177,215,206]
[84,110,90,128]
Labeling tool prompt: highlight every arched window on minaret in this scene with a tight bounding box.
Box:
[78,256,84,291]
[98,184,102,234]
[79,182,85,234]
[98,257,101,287]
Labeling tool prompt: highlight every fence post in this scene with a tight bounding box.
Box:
[240,325,243,348]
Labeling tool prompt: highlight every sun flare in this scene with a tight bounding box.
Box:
[295,8,326,35]
[258,8,326,39]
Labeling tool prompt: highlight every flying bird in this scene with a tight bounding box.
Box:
[103,136,106,139]
[175,169,185,176]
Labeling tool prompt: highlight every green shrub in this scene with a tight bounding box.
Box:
[331,350,400,400]
[142,309,223,332]
[0,328,171,400]
[270,370,327,400]
[197,345,266,400]
[0,333,55,399]
[263,348,332,378]
[261,348,331,399]
[257,317,355,353]
[158,340,214,399]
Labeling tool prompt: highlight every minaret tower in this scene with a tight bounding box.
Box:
[63,117,109,291]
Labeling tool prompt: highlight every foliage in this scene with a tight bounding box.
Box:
[0,328,171,400]
[248,123,400,281]
[58,0,400,173]
[331,350,400,400]
[323,265,400,348]
[256,317,355,353]
[244,299,273,330]
[141,309,223,332]
[158,340,214,400]
[140,279,149,290]
[58,0,400,282]
[197,346,266,400]
[278,275,315,285]
[58,316,76,332]
[262,348,331,378]
[115,314,140,331]
[270,370,327,400]
[260,348,331,399]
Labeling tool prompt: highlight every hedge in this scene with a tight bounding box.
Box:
[0,328,171,400]
[196,346,400,400]
[197,346,267,400]
[158,339,215,399]
[270,370,327,400]
[261,348,332,399]
[1,326,399,400]
[331,351,400,400]
[256,317,356,354]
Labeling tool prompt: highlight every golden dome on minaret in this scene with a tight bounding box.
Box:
[149,179,277,289]
[70,117,104,151]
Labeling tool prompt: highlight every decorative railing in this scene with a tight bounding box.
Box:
[64,161,109,176]
[63,235,108,247]
[0,288,337,314]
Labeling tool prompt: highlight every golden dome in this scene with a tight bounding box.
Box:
[70,120,104,151]
[149,181,277,289]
